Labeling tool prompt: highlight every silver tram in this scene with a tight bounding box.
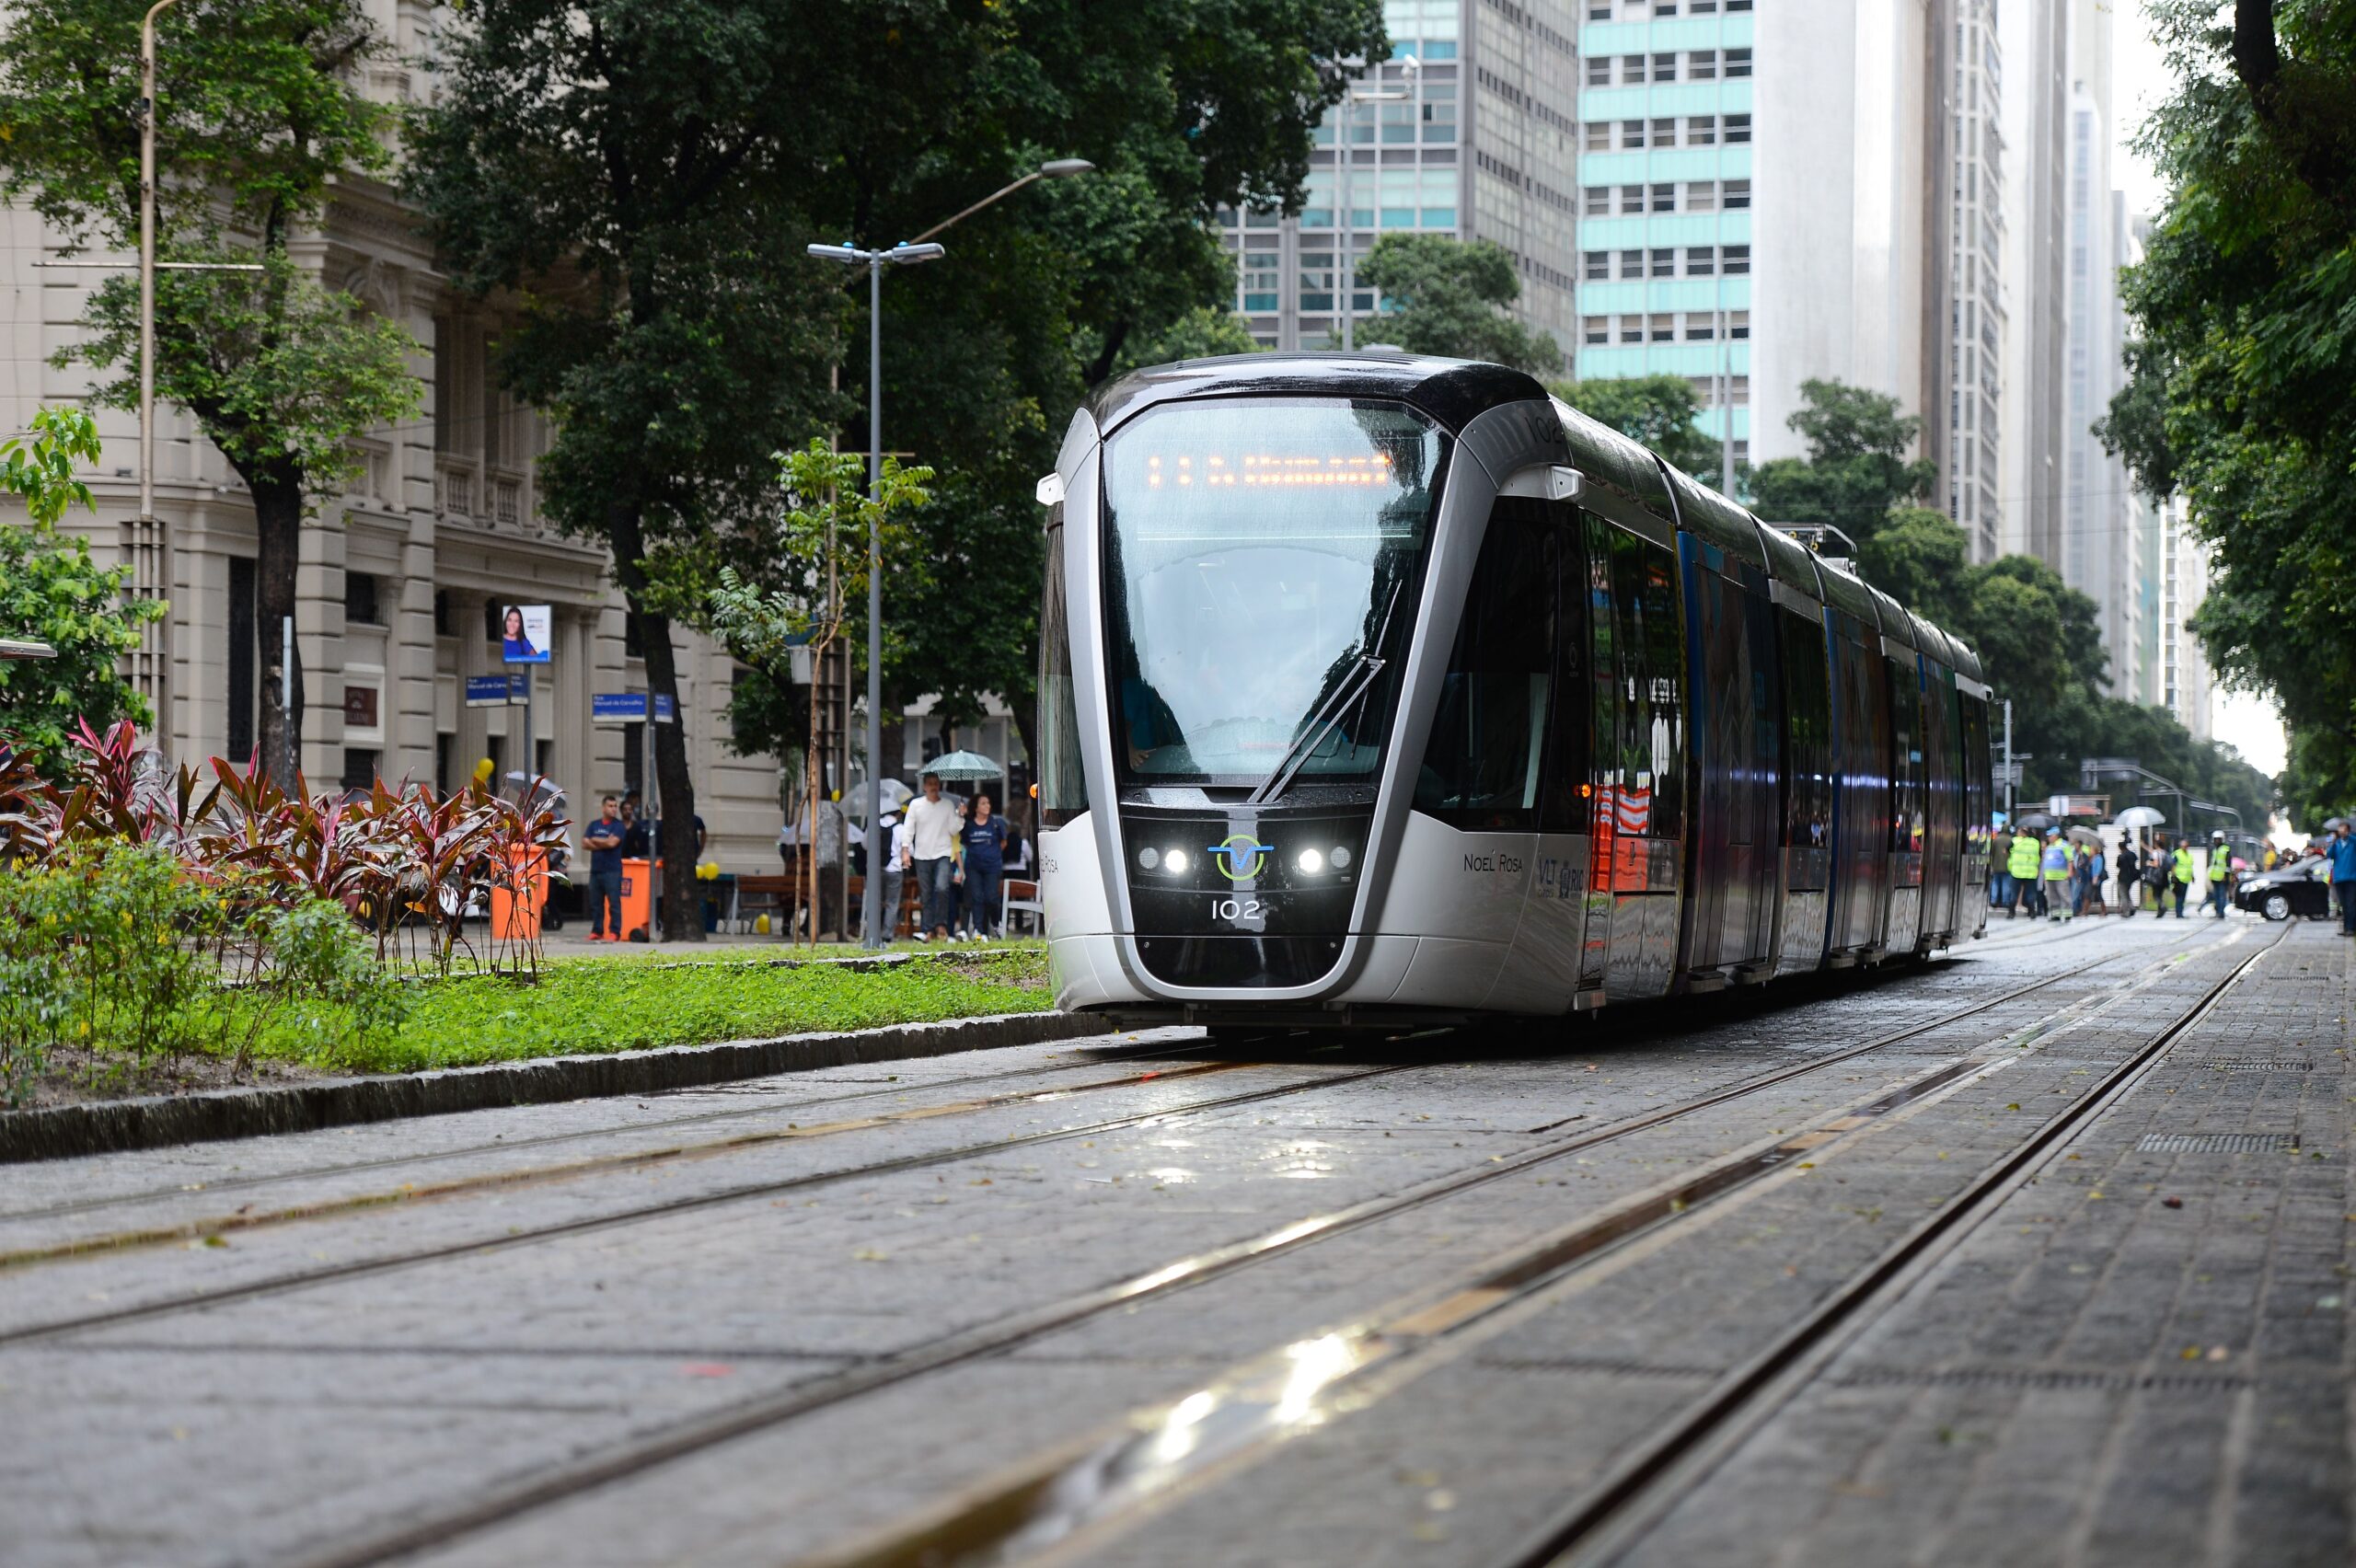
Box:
[1034,353,1993,1031]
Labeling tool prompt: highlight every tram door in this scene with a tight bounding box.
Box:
[1773,605,1833,974]
[1958,690,1993,939]
[1825,616,1891,958]
[1882,652,1927,953]
[1678,542,1779,984]
[1582,513,1685,1002]
[1919,660,1964,942]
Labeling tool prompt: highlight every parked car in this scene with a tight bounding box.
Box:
[2234,855,2334,921]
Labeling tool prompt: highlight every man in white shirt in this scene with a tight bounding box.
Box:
[902,771,963,941]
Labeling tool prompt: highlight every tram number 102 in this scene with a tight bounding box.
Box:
[1214,896,1266,923]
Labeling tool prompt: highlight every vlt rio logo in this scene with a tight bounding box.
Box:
[1208,834,1272,882]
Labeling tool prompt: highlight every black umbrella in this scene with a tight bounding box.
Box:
[2014,812,2055,831]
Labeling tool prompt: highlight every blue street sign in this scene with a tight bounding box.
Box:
[464,674,514,709]
[654,694,676,723]
[593,693,648,725]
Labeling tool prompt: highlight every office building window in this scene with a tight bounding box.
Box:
[1688,116,1717,145]
[1649,248,1676,278]
[1584,250,1611,281]
[1621,56,1646,84]
[1619,316,1644,343]
[1692,0,1717,8]
[1726,0,1750,9]
[1585,186,1611,216]
[1621,120,1646,148]
[1690,50,1718,80]
[1621,184,1646,213]
[1585,121,1611,153]
[1651,183,1675,212]
[1652,52,1677,82]
[344,571,381,627]
[1586,55,1611,86]
[1686,247,1715,276]
[1727,48,1753,77]
[1726,114,1752,144]
[1620,248,1645,279]
[1588,3,1611,17]
[1584,316,1611,346]
[1723,245,1751,274]
[1728,310,1750,339]
[341,748,379,792]
[1649,313,1675,342]
[1687,181,1716,212]
[1724,179,1751,210]
[1686,319,1715,340]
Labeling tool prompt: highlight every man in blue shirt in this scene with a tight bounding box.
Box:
[584,794,626,940]
[2327,821,2356,936]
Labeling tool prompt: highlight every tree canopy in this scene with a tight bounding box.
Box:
[1746,379,1937,549]
[0,0,421,784]
[1353,234,1563,373]
[1552,375,1719,477]
[2100,0,2356,830]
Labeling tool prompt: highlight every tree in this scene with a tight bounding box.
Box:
[0,0,422,788]
[1112,307,1266,379]
[1553,375,1719,478]
[0,409,164,773]
[2102,0,2356,828]
[1856,507,1970,628]
[1352,234,1562,372]
[416,0,1385,917]
[1745,378,1937,548]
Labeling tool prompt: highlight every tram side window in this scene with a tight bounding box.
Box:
[1037,521,1091,828]
[1600,521,1684,840]
[1416,503,1556,828]
[1778,609,1831,854]
[1887,654,1923,852]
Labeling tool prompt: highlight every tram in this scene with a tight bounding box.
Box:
[1034,352,1993,1030]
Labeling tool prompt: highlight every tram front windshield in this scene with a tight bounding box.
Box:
[1103,398,1446,792]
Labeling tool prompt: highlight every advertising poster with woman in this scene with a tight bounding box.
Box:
[502,604,552,663]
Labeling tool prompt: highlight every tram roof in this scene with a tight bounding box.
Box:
[1089,352,1551,438]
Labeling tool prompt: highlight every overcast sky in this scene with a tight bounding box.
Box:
[2108,1,2289,782]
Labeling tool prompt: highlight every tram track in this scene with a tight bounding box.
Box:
[1513,922,2287,1568]
[267,928,2218,1568]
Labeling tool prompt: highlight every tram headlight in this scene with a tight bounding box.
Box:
[1330,846,1353,870]
[1164,848,1191,875]
[1297,847,1324,875]
[1138,847,1161,870]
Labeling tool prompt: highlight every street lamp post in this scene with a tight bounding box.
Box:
[1337,58,1416,352]
[807,159,1092,951]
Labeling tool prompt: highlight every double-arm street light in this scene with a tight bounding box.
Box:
[808,156,1093,950]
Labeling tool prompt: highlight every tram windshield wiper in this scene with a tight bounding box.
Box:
[1247,581,1403,806]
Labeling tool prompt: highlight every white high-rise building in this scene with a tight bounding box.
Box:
[2158,493,2214,739]
[1949,0,2006,559]
[1997,0,2070,563]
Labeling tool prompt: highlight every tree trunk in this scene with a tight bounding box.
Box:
[250,471,306,791]
[608,499,704,941]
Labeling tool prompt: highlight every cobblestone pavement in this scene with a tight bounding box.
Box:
[0,915,2345,1568]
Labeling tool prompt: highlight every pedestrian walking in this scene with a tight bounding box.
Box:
[2006,830,2040,919]
[2169,836,2194,917]
[584,795,625,940]
[2041,830,2073,922]
[904,771,963,942]
[2117,837,2141,917]
[1991,825,2015,912]
[2086,841,2107,915]
[874,808,908,943]
[2327,820,2356,936]
[2206,830,2233,917]
[959,792,1009,942]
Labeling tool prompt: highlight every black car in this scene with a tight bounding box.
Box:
[2233,856,2335,921]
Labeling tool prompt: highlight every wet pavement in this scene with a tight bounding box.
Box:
[0,915,2345,1567]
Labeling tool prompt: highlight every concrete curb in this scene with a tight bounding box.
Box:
[0,1009,1108,1165]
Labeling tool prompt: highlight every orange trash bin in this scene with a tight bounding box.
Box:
[619,857,659,940]
[491,847,549,940]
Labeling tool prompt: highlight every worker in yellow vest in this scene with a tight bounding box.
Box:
[2169,838,2195,917]
[2206,830,2233,917]
[2006,829,2042,918]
